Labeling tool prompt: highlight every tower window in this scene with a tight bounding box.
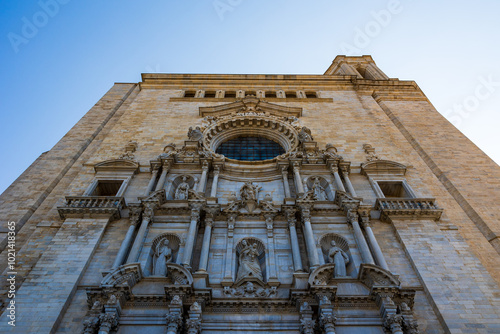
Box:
[184,91,196,98]
[286,91,297,98]
[216,137,285,161]
[204,91,216,98]
[306,92,317,98]
[265,91,277,98]
[224,91,236,98]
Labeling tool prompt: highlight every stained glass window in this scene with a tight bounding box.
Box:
[216,137,285,161]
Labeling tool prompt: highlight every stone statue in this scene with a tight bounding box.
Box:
[298,127,313,143]
[328,240,349,277]
[239,182,260,201]
[153,239,172,276]
[236,240,263,281]
[311,177,328,201]
[175,176,190,200]
[188,126,203,142]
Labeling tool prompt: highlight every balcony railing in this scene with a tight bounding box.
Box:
[57,196,125,220]
[375,198,443,221]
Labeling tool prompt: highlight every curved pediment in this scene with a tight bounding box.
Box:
[361,160,407,176]
[94,159,140,173]
[199,96,302,118]
[358,263,400,289]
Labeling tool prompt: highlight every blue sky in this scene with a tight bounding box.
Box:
[1,0,499,194]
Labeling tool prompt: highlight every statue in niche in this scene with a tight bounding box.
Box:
[328,240,349,277]
[153,239,172,276]
[311,177,328,201]
[174,176,190,200]
[236,240,263,282]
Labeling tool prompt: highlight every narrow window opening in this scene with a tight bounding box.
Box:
[224,91,236,98]
[286,91,297,98]
[265,91,277,98]
[184,91,196,98]
[305,92,317,98]
[204,91,216,98]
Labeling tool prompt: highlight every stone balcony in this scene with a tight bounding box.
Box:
[57,196,126,220]
[375,197,443,221]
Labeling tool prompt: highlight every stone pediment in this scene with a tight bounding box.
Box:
[94,159,139,173]
[361,160,407,176]
[199,96,302,118]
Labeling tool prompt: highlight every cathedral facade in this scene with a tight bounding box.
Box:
[1,56,500,333]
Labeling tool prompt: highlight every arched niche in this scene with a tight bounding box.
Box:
[166,174,197,200]
[234,237,266,284]
[144,233,181,276]
[303,175,335,200]
[318,233,354,276]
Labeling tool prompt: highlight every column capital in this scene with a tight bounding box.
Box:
[162,159,173,169]
[281,165,289,175]
[142,203,156,221]
[151,162,161,172]
[346,209,359,224]
[330,165,339,173]
[128,203,143,226]
[293,161,301,171]
[190,206,202,222]
[201,161,209,171]
[213,165,220,175]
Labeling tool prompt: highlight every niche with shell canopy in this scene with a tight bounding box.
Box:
[304,176,335,200]
[319,233,354,276]
[167,174,197,200]
[144,233,181,276]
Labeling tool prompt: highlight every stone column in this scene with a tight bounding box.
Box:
[379,295,404,334]
[360,210,389,270]
[198,213,215,272]
[127,203,155,263]
[281,166,292,198]
[210,165,220,198]
[265,214,279,284]
[330,165,346,192]
[98,313,118,334]
[186,302,202,334]
[319,297,337,334]
[145,163,160,195]
[222,215,236,285]
[300,207,320,269]
[112,204,142,269]
[285,208,303,272]
[347,210,374,264]
[299,302,316,334]
[341,167,357,197]
[293,162,305,195]
[197,161,209,193]
[182,205,202,268]
[155,160,171,191]
[165,296,183,334]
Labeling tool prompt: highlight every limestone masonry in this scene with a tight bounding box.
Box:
[1,55,500,333]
